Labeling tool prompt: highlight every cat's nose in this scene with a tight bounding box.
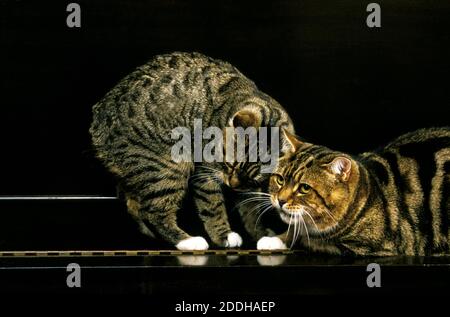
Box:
[229,175,240,188]
[278,198,287,207]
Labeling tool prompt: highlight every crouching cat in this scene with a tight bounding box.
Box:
[258,127,450,256]
[90,52,294,250]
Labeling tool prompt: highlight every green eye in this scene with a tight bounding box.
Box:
[299,183,311,194]
[273,174,285,186]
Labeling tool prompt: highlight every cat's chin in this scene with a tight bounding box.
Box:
[278,208,307,225]
[278,209,336,235]
[278,210,293,224]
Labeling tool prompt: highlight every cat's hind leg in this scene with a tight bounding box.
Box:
[125,195,156,238]
[125,159,208,250]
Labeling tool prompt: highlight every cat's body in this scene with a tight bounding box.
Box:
[260,127,450,256]
[90,52,293,250]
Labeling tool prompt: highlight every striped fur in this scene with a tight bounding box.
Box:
[268,127,450,256]
[90,52,294,248]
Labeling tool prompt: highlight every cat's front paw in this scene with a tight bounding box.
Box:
[257,236,287,250]
[224,232,243,248]
[176,236,209,250]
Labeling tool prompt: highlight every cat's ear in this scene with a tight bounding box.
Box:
[327,157,352,181]
[231,110,261,128]
[281,128,304,154]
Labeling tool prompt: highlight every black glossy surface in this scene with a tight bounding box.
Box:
[0,254,449,295]
[2,253,450,267]
[1,199,448,295]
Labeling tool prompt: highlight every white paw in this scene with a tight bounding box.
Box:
[257,236,287,250]
[225,232,243,248]
[176,236,209,251]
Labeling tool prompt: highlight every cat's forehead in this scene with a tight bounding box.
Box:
[280,155,314,180]
[279,146,335,177]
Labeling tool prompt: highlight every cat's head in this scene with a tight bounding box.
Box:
[220,108,269,191]
[268,129,360,234]
[222,160,267,191]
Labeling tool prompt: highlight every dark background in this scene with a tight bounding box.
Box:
[1,1,450,296]
[1,0,449,195]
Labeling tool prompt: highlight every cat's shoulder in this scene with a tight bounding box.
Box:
[139,51,237,73]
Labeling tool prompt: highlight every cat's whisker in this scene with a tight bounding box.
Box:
[189,177,215,185]
[315,207,338,231]
[286,212,292,239]
[234,199,265,210]
[189,172,217,179]
[287,212,294,248]
[189,177,211,183]
[246,201,272,216]
[194,177,222,191]
[247,199,271,213]
[297,214,303,245]
[232,201,269,214]
[189,175,212,182]
[299,213,310,247]
[323,209,338,226]
[234,196,270,209]
[240,191,271,197]
[292,214,299,248]
[302,209,319,232]
[239,195,269,202]
[234,199,270,215]
[202,165,221,171]
[322,209,335,221]
[292,214,298,249]
[254,205,273,230]
[197,166,222,174]
[190,172,215,177]
[291,213,299,249]
[189,171,222,183]
[192,177,212,186]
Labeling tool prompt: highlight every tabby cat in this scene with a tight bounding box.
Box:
[257,127,450,256]
[90,52,294,250]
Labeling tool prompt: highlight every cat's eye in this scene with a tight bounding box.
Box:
[273,174,285,186]
[298,183,311,194]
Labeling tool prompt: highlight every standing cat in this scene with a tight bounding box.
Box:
[90,52,294,250]
[258,127,450,256]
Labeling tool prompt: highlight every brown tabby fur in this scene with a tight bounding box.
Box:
[90,52,293,248]
[268,127,450,256]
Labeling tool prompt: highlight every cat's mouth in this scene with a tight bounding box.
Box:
[278,207,339,235]
[278,207,321,227]
[279,209,304,224]
[269,196,319,226]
